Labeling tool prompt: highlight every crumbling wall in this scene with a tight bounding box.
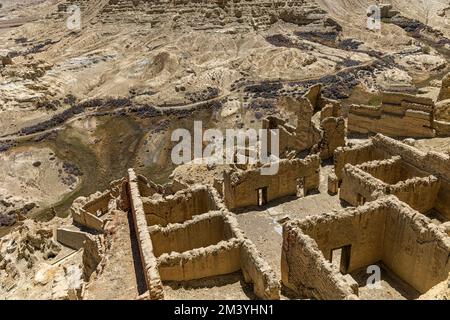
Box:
[382,200,450,293]
[149,212,229,257]
[340,161,440,213]
[71,178,128,232]
[142,185,218,226]
[71,208,105,232]
[339,165,386,206]
[297,203,387,272]
[348,105,435,138]
[223,156,320,210]
[356,156,403,184]
[320,101,342,122]
[83,192,113,216]
[335,134,450,218]
[348,92,436,138]
[264,94,321,155]
[240,239,281,300]
[281,220,358,300]
[389,176,441,213]
[282,197,450,299]
[372,134,450,218]
[318,117,346,160]
[82,235,106,281]
[57,228,89,250]
[137,174,188,197]
[127,169,164,300]
[334,141,386,181]
[157,239,242,281]
[381,92,434,108]
[140,176,281,299]
[136,175,161,197]
[264,84,345,160]
[226,208,281,300]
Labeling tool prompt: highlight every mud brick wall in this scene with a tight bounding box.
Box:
[372,134,450,219]
[382,200,450,293]
[142,185,218,226]
[348,105,435,138]
[157,239,242,281]
[389,176,441,213]
[334,141,386,180]
[282,220,358,300]
[297,202,387,273]
[240,239,281,300]
[149,212,229,257]
[223,156,320,210]
[127,169,164,300]
[282,197,450,297]
[356,156,403,184]
[340,161,440,213]
[339,164,386,205]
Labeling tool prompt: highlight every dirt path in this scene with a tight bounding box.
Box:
[83,210,146,300]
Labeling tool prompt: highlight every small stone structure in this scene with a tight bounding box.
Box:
[220,156,320,210]
[130,170,280,300]
[60,169,281,300]
[348,92,440,138]
[281,196,450,300]
[263,84,346,159]
[329,134,450,220]
[70,178,129,232]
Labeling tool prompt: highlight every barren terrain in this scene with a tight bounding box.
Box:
[0,0,449,301]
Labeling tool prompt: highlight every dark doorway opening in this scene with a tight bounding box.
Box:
[297,177,306,197]
[257,187,268,206]
[357,194,366,206]
[330,245,352,274]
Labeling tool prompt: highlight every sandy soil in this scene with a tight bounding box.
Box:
[83,210,146,300]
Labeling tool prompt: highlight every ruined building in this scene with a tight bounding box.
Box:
[58,169,281,300]
[347,92,445,138]
[263,84,346,159]
[329,134,450,221]
[282,196,450,300]
[220,156,320,210]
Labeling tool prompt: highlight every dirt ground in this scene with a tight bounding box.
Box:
[83,210,146,300]
[235,164,343,280]
[350,263,420,300]
[163,272,257,300]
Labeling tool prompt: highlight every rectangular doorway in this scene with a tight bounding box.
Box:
[357,194,366,206]
[297,177,306,197]
[330,245,352,274]
[257,187,268,206]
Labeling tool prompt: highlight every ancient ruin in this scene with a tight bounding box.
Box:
[263,84,346,159]
[282,196,450,300]
[329,134,450,220]
[1,0,450,302]
[56,169,281,300]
